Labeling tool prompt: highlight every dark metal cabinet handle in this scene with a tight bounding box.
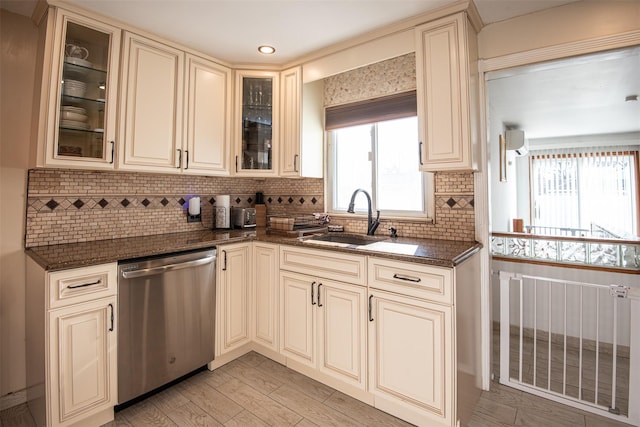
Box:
[368,295,374,322]
[110,141,115,164]
[67,279,101,290]
[185,150,189,169]
[294,154,299,172]
[108,303,114,331]
[222,250,227,271]
[393,273,421,283]
[311,281,316,305]
[177,149,182,168]
[317,283,323,307]
[418,142,424,165]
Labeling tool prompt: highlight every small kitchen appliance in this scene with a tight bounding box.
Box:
[231,207,256,229]
[215,195,231,229]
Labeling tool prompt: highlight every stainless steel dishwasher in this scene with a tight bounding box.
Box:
[117,248,216,404]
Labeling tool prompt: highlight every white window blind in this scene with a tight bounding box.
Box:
[531,148,639,238]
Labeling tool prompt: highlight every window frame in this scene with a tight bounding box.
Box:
[326,118,434,220]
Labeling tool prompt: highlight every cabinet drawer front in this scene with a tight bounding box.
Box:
[368,257,452,304]
[48,263,117,309]
[280,246,366,285]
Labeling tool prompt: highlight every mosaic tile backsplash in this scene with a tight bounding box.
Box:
[25,169,474,247]
[25,169,324,247]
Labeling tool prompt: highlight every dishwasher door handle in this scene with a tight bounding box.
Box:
[121,255,215,279]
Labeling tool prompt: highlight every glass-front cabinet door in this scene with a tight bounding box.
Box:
[234,70,279,175]
[40,9,120,168]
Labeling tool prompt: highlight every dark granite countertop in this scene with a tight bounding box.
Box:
[25,228,482,271]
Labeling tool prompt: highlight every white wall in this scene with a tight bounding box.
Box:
[0,9,38,405]
[486,96,518,232]
[478,0,640,61]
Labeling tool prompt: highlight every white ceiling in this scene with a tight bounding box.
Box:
[2,0,579,65]
[487,46,640,142]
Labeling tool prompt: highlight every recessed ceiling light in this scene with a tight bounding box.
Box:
[258,45,275,55]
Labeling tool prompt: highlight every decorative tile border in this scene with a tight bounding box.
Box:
[27,194,324,213]
[435,195,475,210]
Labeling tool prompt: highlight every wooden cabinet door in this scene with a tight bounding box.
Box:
[38,9,121,169]
[368,290,453,426]
[49,297,116,426]
[119,32,184,172]
[218,243,251,355]
[280,271,316,368]
[253,242,279,351]
[279,66,301,177]
[234,70,279,176]
[317,280,366,390]
[184,55,231,175]
[416,13,476,171]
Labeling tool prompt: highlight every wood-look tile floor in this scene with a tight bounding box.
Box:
[1,351,634,427]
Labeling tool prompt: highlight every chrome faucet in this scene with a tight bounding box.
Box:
[347,189,380,236]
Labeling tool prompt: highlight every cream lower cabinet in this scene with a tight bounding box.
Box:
[252,242,279,352]
[279,245,368,394]
[49,297,117,426]
[26,260,118,427]
[280,271,367,391]
[216,242,252,356]
[367,254,482,427]
[368,290,453,426]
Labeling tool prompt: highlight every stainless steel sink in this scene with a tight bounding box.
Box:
[302,233,387,247]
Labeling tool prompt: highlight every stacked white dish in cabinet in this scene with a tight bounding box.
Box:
[59,105,89,130]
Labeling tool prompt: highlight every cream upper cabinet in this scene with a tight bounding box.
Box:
[35,8,121,169]
[368,289,453,426]
[26,260,118,427]
[183,54,232,175]
[234,70,280,176]
[118,32,184,172]
[415,12,478,171]
[119,34,232,175]
[217,242,252,356]
[280,67,324,178]
[252,242,279,352]
[279,66,301,177]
